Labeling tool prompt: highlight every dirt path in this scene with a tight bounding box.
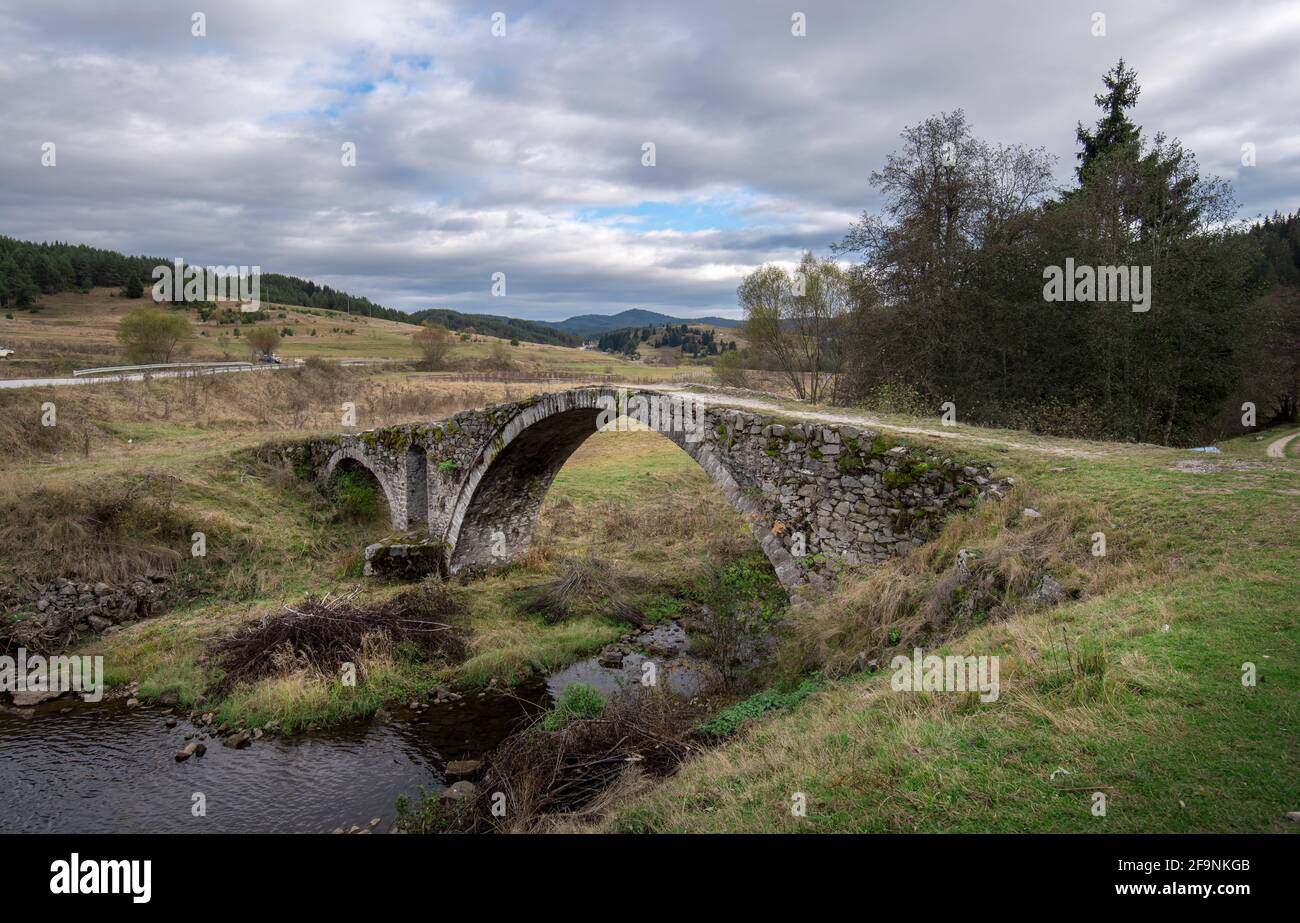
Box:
[1265,430,1300,458]
[644,384,1116,459]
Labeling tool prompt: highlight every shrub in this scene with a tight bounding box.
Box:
[712,350,750,388]
[330,470,384,522]
[117,306,191,363]
[857,376,932,416]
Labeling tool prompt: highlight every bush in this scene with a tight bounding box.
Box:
[245,325,281,358]
[330,470,384,523]
[117,306,191,363]
[712,350,749,388]
[414,324,453,370]
[856,376,931,416]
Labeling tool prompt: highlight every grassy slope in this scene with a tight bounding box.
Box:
[0,368,753,730]
[0,288,708,381]
[605,410,1299,833]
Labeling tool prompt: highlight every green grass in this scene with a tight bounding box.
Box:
[606,401,1300,833]
[697,677,826,739]
[539,682,606,730]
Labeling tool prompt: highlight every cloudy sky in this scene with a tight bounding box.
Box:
[1,0,1297,320]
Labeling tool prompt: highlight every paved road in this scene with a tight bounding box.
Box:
[1265,430,1300,458]
[0,363,290,390]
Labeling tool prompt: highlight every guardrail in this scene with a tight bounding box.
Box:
[72,361,259,376]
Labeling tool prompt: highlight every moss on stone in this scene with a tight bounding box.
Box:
[869,435,895,457]
[361,427,411,455]
[836,452,864,473]
[882,460,930,491]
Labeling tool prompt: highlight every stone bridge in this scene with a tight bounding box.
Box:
[275,387,1007,594]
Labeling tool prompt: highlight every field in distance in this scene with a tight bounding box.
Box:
[0,288,713,382]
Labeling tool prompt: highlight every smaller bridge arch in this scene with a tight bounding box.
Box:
[320,445,408,531]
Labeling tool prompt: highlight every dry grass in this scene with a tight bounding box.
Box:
[0,287,428,371]
[781,485,1136,678]
[515,556,644,626]
[0,366,535,467]
[535,428,757,586]
[0,472,189,606]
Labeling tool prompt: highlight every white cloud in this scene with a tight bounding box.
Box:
[0,0,1296,319]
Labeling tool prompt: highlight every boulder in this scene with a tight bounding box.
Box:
[597,647,625,668]
[444,759,483,780]
[174,741,206,761]
[11,689,64,707]
[1031,574,1064,605]
[363,541,443,580]
[441,781,478,801]
[223,730,253,749]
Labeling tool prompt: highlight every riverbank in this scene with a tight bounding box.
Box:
[597,417,1300,833]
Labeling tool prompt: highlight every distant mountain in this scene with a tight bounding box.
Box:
[541,309,740,338]
[407,306,738,348]
[407,308,583,347]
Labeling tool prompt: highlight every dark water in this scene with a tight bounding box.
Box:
[0,686,548,833]
[546,621,721,699]
[0,620,721,833]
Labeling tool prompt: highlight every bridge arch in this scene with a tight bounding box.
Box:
[441,388,799,588]
[321,446,406,531]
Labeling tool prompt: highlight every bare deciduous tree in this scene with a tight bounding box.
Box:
[739,252,849,404]
[414,323,453,369]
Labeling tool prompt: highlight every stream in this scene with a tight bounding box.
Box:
[0,620,718,833]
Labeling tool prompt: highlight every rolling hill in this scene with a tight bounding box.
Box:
[540,309,740,337]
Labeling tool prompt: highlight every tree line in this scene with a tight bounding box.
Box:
[0,236,418,325]
[408,308,582,347]
[597,323,735,357]
[739,61,1300,444]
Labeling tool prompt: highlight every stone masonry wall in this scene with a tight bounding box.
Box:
[275,387,1010,595]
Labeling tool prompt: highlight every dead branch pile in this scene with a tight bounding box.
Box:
[460,689,699,832]
[211,582,467,694]
[516,556,643,626]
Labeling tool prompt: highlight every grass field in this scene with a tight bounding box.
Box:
[0,363,1295,831]
[0,288,716,382]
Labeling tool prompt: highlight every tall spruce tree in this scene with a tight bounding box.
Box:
[1075,59,1142,182]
